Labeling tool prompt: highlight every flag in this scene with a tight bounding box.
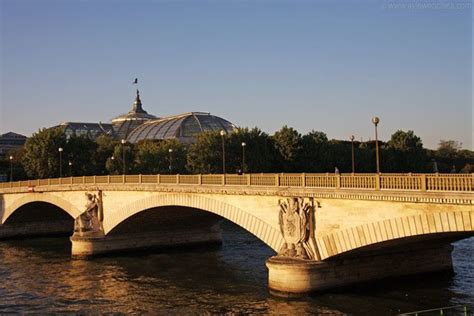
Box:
[133,78,138,84]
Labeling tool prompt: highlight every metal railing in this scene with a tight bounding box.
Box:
[0,173,472,192]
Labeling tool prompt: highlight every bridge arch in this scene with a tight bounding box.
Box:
[103,193,284,252]
[317,210,474,260]
[3,193,81,224]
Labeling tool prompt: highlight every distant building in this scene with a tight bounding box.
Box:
[0,132,27,159]
[49,88,236,143]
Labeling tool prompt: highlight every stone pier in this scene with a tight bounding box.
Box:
[71,224,222,258]
[70,198,224,258]
[266,239,455,295]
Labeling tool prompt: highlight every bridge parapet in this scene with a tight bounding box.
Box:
[1,173,472,192]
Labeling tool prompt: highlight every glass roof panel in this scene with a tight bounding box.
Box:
[181,115,202,136]
[154,119,177,139]
[162,117,186,138]
[197,115,225,131]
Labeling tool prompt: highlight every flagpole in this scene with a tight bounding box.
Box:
[133,77,138,97]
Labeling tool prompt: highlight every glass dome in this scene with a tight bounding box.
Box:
[126,112,236,144]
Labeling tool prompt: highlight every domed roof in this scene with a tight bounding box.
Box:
[126,112,236,144]
[111,90,156,139]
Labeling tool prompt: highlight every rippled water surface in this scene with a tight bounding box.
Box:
[0,222,472,314]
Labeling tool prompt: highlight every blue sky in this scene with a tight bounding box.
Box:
[0,0,472,149]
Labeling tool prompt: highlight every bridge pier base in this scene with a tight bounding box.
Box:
[266,242,454,295]
[70,225,222,258]
[0,221,73,239]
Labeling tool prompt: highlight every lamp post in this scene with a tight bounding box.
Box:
[241,142,246,173]
[58,147,63,178]
[68,161,73,177]
[372,116,380,173]
[168,148,173,174]
[220,130,226,174]
[109,156,114,174]
[9,155,13,182]
[350,135,355,174]
[121,139,126,175]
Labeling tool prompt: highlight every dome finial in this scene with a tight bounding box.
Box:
[131,89,145,113]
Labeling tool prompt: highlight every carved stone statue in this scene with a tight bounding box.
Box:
[278,197,314,259]
[74,191,104,237]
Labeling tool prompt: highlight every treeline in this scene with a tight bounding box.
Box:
[1,126,473,180]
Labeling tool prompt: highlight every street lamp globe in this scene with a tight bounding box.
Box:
[241,142,246,147]
[372,116,380,126]
[58,147,64,178]
[168,148,173,153]
[371,116,381,173]
[121,139,126,145]
[9,155,13,182]
[220,130,226,137]
[350,135,355,174]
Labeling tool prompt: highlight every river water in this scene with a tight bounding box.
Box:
[0,221,472,314]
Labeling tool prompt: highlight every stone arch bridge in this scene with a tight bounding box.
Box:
[0,173,473,294]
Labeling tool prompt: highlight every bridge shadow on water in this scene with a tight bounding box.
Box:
[0,221,472,314]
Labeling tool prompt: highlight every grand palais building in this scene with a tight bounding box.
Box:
[51,89,236,144]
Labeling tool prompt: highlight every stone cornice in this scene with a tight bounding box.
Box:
[1,184,472,205]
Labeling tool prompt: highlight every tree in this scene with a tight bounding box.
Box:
[325,139,353,173]
[272,126,302,172]
[22,128,67,178]
[305,130,328,144]
[106,142,135,175]
[225,127,278,173]
[386,130,428,172]
[437,140,462,159]
[186,128,278,174]
[64,135,97,176]
[186,131,222,173]
[0,147,27,181]
[301,131,329,172]
[133,139,186,174]
[388,130,423,152]
[95,135,118,175]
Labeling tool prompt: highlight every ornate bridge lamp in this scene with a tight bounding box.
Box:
[9,155,13,182]
[220,130,226,174]
[372,116,380,173]
[121,139,127,175]
[241,142,246,174]
[350,135,356,174]
[58,147,63,178]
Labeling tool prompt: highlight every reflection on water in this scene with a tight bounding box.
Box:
[0,222,472,314]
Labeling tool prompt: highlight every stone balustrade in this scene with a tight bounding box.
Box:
[1,173,472,192]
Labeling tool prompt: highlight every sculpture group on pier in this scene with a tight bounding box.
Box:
[74,191,104,237]
[278,197,317,260]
